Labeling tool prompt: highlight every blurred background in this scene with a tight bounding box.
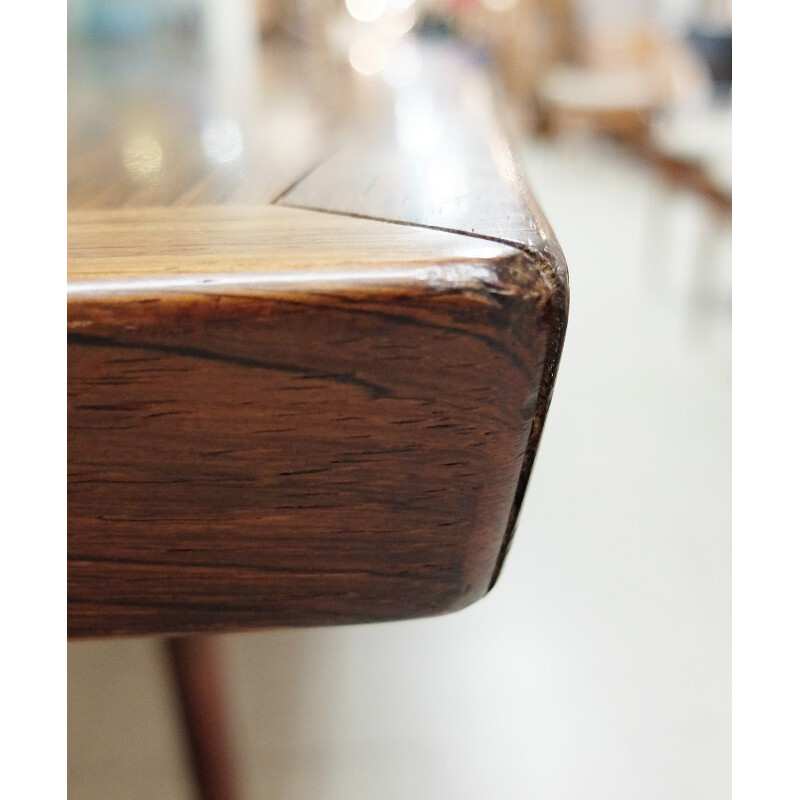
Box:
[68,0,731,798]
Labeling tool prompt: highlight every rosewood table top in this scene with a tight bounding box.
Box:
[67,33,568,638]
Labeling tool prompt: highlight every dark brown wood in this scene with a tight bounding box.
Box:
[166,636,238,800]
[67,35,569,638]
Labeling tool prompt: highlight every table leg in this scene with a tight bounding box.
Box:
[166,635,239,800]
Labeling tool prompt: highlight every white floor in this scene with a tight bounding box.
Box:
[69,137,731,800]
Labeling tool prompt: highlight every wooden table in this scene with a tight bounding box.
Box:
[68,30,568,799]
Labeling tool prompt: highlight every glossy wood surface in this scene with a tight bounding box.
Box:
[68,38,339,210]
[69,205,512,283]
[68,33,568,638]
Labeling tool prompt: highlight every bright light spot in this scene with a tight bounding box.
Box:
[480,0,518,11]
[345,0,386,22]
[121,134,163,179]
[201,119,243,165]
[395,95,442,153]
[380,6,417,36]
[349,37,389,76]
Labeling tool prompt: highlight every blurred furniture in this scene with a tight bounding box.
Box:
[538,63,657,138]
[68,29,568,800]
[637,104,731,317]
[454,0,577,123]
[537,27,711,140]
[639,104,731,215]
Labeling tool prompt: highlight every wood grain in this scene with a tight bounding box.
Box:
[67,34,568,638]
[68,205,513,284]
[279,43,557,256]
